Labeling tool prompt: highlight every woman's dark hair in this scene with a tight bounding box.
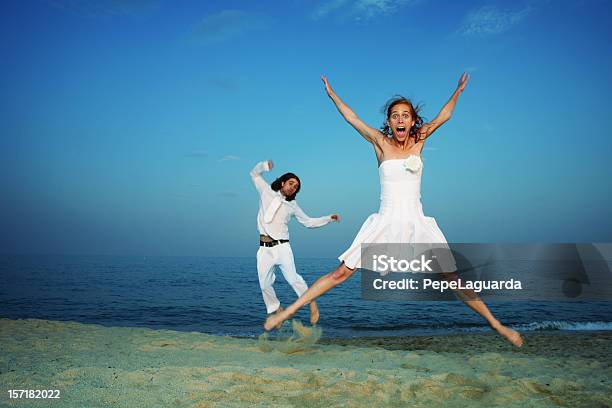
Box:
[271,172,301,201]
[380,96,425,140]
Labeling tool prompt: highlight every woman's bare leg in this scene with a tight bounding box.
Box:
[264,267,523,347]
[264,263,356,331]
[309,300,320,325]
[442,272,524,347]
[273,306,284,329]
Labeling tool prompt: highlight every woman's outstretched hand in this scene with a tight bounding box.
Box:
[457,72,470,93]
[321,75,334,97]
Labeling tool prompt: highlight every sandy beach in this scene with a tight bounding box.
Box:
[1,318,611,407]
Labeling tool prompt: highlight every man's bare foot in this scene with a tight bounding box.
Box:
[274,306,284,329]
[493,323,524,347]
[309,301,320,325]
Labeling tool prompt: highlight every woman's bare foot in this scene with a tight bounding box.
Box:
[309,301,320,325]
[492,323,524,347]
[264,308,293,331]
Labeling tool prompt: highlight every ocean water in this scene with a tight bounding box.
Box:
[1,255,612,338]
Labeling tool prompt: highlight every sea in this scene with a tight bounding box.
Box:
[2,255,612,338]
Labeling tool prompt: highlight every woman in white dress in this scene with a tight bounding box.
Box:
[264,74,523,347]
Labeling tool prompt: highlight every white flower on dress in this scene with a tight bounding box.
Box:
[403,155,422,173]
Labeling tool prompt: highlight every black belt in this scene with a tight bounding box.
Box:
[260,239,289,247]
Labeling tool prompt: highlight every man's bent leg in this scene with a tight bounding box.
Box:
[277,244,319,324]
[256,247,281,314]
[264,262,356,331]
[277,244,308,297]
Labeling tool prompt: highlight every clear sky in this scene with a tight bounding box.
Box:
[1,0,611,257]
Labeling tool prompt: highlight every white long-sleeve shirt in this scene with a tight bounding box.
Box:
[251,161,333,240]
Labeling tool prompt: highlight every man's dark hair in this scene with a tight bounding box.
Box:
[271,172,301,201]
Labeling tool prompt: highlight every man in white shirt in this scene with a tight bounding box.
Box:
[251,160,339,326]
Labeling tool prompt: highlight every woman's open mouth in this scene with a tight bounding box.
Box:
[396,126,407,138]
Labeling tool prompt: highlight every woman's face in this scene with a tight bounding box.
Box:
[280,178,299,198]
[387,103,415,142]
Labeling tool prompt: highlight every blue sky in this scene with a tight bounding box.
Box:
[1,0,611,257]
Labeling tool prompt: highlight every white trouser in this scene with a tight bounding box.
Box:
[256,242,308,314]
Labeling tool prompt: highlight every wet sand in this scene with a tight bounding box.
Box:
[1,318,611,407]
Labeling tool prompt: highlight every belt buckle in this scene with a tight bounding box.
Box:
[261,239,283,247]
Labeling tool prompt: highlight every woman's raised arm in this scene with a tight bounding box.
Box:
[417,72,470,141]
[321,76,384,146]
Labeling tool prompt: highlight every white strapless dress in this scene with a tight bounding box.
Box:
[338,156,456,271]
